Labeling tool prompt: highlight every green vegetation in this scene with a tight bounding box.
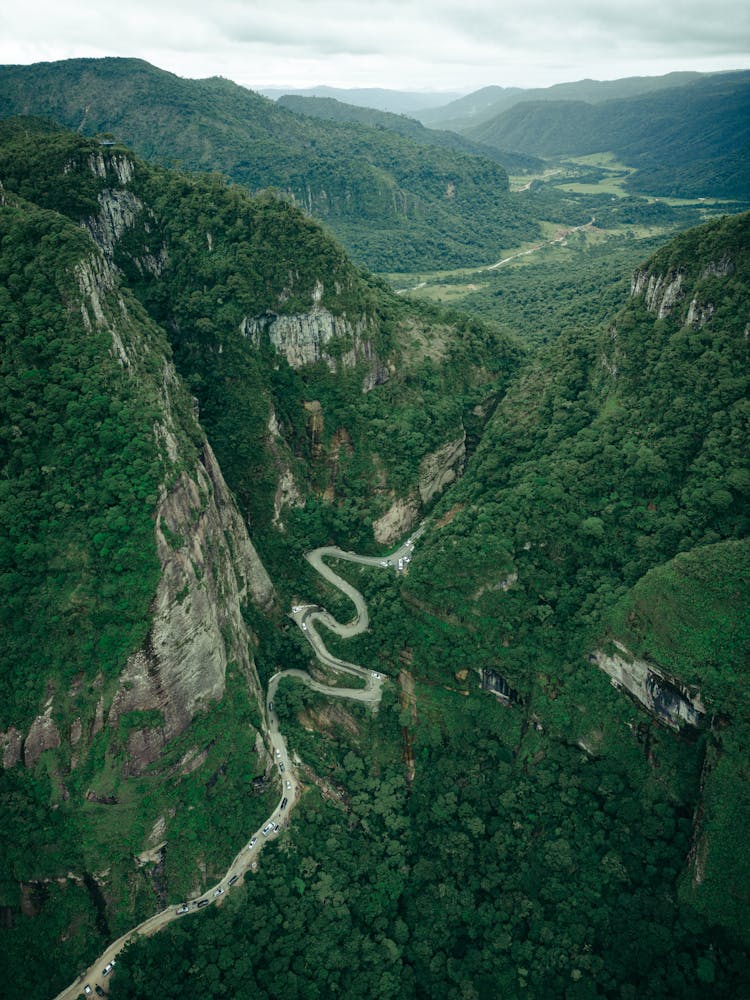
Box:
[467,72,750,200]
[277,93,544,174]
[0,185,165,727]
[109,681,749,997]
[0,57,539,271]
[395,231,669,347]
[417,71,706,131]
[1,100,749,1000]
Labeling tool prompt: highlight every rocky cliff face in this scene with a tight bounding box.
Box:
[373,433,467,545]
[418,433,466,505]
[591,640,707,730]
[630,255,736,325]
[108,442,274,760]
[2,202,275,773]
[240,293,389,391]
[631,267,686,319]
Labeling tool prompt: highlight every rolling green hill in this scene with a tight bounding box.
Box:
[0,58,537,271]
[277,93,544,174]
[416,71,706,131]
[466,72,750,199]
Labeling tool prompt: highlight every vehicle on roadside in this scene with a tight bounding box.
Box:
[262,822,275,836]
[279,762,285,772]
[176,904,189,915]
[83,987,92,996]
[301,621,307,630]
[229,874,239,886]
[248,836,257,849]
[197,899,210,908]
[95,987,105,998]
[285,779,291,789]
[280,797,288,810]
[275,748,281,757]
[102,961,115,976]
[269,702,274,711]
[214,886,224,897]
[372,672,380,679]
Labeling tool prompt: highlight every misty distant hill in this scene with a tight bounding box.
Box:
[259,85,465,114]
[465,71,750,199]
[416,71,706,131]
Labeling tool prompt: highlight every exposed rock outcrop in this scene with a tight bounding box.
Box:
[591,640,707,730]
[418,433,466,505]
[86,188,143,257]
[24,703,61,767]
[1,727,23,769]
[273,467,304,529]
[631,256,735,326]
[686,298,716,330]
[373,496,421,546]
[372,434,466,545]
[241,306,388,391]
[109,442,274,743]
[631,268,685,319]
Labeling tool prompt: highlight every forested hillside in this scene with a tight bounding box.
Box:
[0,58,537,270]
[1,107,748,1000]
[466,72,750,199]
[0,119,528,997]
[417,71,706,130]
[107,215,749,1000]
[277,93,543,174]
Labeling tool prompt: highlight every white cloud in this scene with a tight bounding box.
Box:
[0,0,747,90]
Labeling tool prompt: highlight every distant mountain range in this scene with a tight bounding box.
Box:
[259,85,465,114]
[415,71,708,130]
[466,71,750,199]
[277,93,543,174]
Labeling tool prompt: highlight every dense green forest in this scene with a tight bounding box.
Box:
[466,72,750,200]
[277,93,543,174]
[0,120,528,995]
[0,105,748,1000]
[106,207,750,998]
[0,58,538,271]
[108,677,749,998]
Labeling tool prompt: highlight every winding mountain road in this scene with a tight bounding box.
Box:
[54,529,422,1000]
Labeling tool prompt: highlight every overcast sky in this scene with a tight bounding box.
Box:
[1,0,748,93]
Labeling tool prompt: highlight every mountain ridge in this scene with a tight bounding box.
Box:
[0,58,536,271]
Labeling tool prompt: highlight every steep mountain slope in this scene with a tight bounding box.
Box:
[8,120,526,555]
[0,120,530,995]
[409,210,749,680]
[103,214,750,998]
[277,93,543,174]
[0,58,537,270]
[0,128,280,994]
[467,72,750,199]
[401,211,750,938]
[4,114,747,997]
